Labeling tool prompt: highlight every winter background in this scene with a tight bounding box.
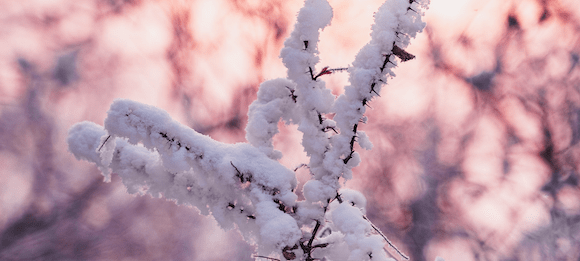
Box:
[0,0,579,260]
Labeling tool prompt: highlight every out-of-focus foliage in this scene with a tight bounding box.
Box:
[0,0,579,260]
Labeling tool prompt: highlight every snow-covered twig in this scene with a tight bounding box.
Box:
[67,0,431,260]
[68,100,301,254]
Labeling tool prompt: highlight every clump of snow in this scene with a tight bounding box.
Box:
[280,0,332,55]
[67,121,106,166]
[339,189,368,214]
[246,78,297,159]
[67,121,115,181]
[255,200,302,253]
[330,202,370,235]
[326,202,390,261]
[303,180,336,203]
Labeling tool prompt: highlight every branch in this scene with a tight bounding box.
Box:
[363,215,409,260]
[253,255,280,261]
[68,99,302,252]
[97,135,111,152]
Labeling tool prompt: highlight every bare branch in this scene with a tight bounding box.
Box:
[363,215,409,260]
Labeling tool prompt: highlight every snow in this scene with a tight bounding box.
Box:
[279,0,338,193]
[67,121,106,166]
[66,0,431,259]
[330,202,370,235]
[67,121,112,181]
[303,179,336,203]
[70,99,302,253]
[246,78,297,159]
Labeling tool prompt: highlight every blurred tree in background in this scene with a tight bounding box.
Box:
[0,0,579,260]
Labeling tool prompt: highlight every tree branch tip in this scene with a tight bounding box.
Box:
[252,255,280,261]
[97,135,112,152]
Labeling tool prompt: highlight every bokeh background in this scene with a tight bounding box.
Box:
[1,0,579,260]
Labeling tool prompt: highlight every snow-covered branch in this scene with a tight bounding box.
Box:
[68,100,301,254]
[67,0,436,260]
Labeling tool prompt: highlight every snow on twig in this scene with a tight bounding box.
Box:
[67,0,430,260]
[69,100,301,254]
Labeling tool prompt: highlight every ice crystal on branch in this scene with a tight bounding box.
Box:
[67,0,435,260]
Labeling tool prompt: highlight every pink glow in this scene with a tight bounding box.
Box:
[1,0,579,260]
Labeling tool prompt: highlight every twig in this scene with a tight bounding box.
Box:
[252,255,280,261]
[328,67,348,73]
[97,135,111,152]
[298,220,323,261]
[308,220,321,247]
[312,66,333,80]
[293,163,308,172]
[362,215,409,260]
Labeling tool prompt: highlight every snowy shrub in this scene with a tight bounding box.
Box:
[67,0,442,260]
